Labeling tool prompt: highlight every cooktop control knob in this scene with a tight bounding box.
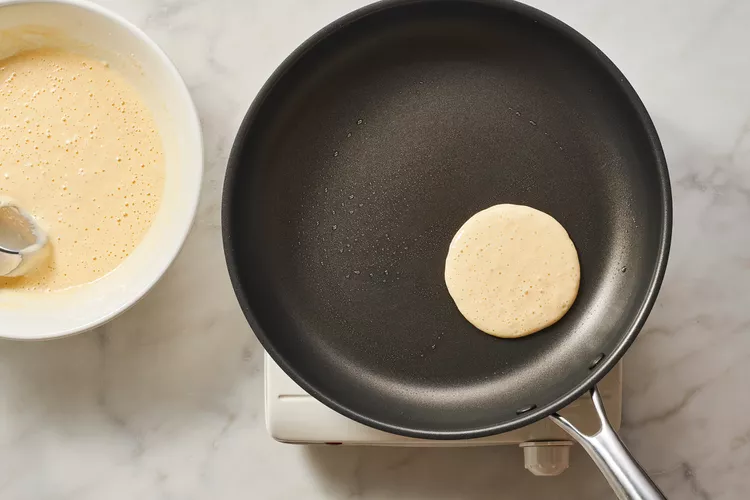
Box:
[520,441,574,476]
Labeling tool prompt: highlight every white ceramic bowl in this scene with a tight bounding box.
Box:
[0,0,203,339]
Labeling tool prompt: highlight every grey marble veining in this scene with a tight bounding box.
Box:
[2,0,749,498]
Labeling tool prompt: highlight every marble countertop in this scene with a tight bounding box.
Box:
[2,0,749,498]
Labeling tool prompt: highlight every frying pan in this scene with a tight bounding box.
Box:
[223,1,671,498]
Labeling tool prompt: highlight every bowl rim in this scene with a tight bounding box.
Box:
[0,0,203,340]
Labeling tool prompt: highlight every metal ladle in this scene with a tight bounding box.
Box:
[0,197,49,277]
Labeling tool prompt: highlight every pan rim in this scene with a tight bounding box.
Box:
[222,0,672,439]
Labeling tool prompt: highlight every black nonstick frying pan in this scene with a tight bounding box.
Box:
[223,1,671,497]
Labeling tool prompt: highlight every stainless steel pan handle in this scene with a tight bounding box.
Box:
[549,386,666,500]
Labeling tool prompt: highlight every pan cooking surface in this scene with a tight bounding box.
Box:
[223,0,670,437]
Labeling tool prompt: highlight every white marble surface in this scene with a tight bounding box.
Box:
[1,0,749,498]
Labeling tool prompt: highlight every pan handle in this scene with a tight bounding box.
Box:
[549,386,665,500]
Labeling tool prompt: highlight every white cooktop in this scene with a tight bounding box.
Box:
[265,354,622,475]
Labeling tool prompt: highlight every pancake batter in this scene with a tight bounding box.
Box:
[0,49,164,291]
[445,204,580,338]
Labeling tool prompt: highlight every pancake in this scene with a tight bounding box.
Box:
[444,204,580,338]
